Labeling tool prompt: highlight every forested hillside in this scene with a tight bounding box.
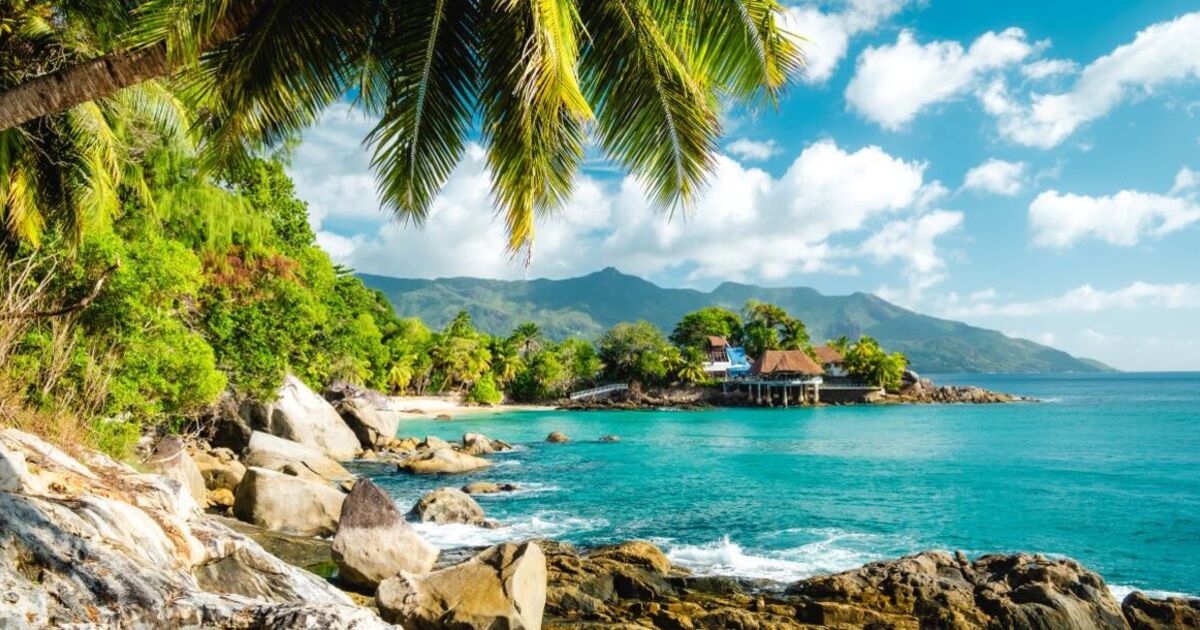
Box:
[361,268,1115,374]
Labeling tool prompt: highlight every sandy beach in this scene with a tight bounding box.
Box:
[386,395,553,420]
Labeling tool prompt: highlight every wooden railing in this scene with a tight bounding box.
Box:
[568,383,629,400]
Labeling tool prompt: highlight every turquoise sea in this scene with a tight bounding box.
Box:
[353,373,1200,598]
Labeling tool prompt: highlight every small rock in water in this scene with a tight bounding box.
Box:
[462,481,519,495]
[410,487,487,526]
[598,435,621,442]
[435,413,453,420]
[546,431,571,443]
[397,449,492,474]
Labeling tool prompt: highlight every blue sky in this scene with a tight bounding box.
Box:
[289,1,1200,371]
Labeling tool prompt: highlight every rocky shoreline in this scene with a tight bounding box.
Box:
[1,375,1191,629]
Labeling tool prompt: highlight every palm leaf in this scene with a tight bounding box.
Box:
[366,0,479,225]
[479,0,591,257]
[579,0,719,212]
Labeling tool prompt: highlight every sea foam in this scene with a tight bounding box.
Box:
[665,532,884,583]
[412,512,607,548]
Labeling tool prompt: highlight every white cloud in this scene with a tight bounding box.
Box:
[725,138,780,161]
[291,106,957,289]
[1029,167,1200,247]
[784,0,912,84]
[961,158,1028,196]
[942,281,1200,317]
[865,210,964,306]
[846,28,1036,129]
[1021,58,1078,80]
[996,12,1200,148]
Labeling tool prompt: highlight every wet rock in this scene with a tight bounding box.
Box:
[788,551,1127,630]
[410,487,487,525]
[461,432,512,456]
[244,374,361,460]
[397,448,493,474]
[233,467,345,536]
[546,432,571,443]
[1122,591,1200,629]
[332,479,438,589]
[462,481,519,495]
[598,435,621,442]
[377,541,546,629]
[243,431,352,483]
[144,436,208,506]
[420,435,453,451]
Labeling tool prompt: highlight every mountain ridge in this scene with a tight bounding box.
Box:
[359,267,1116,374]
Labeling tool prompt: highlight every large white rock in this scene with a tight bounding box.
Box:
[144,436,208,506]
[247,374,361,460]
[0,445,40,493]
[233,467,346,537]
[331,479,438,588]
[244,431,352,482]
[377,541,547,630]
[0,429,374,628]
[328,386,403,449]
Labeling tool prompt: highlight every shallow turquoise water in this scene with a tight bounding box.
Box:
[355,373,1200,597]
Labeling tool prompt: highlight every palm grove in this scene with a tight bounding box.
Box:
[0,1,900,457]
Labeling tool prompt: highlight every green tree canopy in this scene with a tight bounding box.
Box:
[670,306,743,350]
[597,320,674,387]
[741,300,811,359]
[844,336,907,391]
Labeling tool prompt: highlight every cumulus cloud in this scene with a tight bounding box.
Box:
[845,28,1036,129]
[1021,58,1078,80]
[863,210,965,306]
[725,138,781,161]
[941,281,1200,317]
[290,105,959,289]
[784,0,912,84]
[996,12,1200,148]
[1029,167,1200,248]
[961,158,1028,196]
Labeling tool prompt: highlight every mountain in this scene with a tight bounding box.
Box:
[359,267,1116,374]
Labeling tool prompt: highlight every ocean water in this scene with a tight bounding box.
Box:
[353,373,1200,598]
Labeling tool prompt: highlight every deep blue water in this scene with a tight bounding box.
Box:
[354,373,1200,597]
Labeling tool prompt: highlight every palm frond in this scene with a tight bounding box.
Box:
[480,0,592,257]
[366,0,478,225]
[580,0,719,212]
[0,129,44,245]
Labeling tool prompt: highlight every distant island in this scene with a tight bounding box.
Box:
[359,267,1115,375]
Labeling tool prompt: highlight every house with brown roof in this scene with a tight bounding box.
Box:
[812,345,848,377]
[750,350,824,378]
[742,349,825,405]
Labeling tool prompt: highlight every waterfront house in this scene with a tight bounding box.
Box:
[812,345,848,377]
[743,350,825,405]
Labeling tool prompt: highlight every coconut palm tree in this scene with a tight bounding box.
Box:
[0,0,803,254]
[1,0,190,244]
[509,321,544,356]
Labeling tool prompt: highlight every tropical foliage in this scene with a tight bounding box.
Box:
[843,336,908,391]
[0,0,803,258]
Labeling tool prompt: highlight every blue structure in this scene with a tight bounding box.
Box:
[725,347,751,376]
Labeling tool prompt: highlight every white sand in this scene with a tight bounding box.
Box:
[387,395,552,420]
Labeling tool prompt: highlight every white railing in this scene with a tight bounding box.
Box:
[568,383,629,400]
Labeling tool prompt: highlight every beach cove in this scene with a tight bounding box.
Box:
[359,372,1200,600]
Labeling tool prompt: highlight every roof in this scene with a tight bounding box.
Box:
[707,336,729,348]
[812,345,845,365]
[751,350,824,376]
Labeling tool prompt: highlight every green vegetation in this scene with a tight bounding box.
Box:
[361,269,1115,374]
[1,0,800,257]
[843,336,908,391]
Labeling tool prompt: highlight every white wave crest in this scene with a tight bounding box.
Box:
[1109,584,1196,602]
[412,512,607,548]
[666,532,883,583]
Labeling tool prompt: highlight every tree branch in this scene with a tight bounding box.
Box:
[0,262,119,321]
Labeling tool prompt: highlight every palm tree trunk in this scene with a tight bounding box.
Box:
[0,4,262,131]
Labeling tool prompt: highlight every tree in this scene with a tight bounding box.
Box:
[597,321,673,387]
[676,347,708,384]
[670,306,743,350]
[843,336,907,391]
[1,1,802,255]
[741,300,810,358]
[508,322,544,356]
